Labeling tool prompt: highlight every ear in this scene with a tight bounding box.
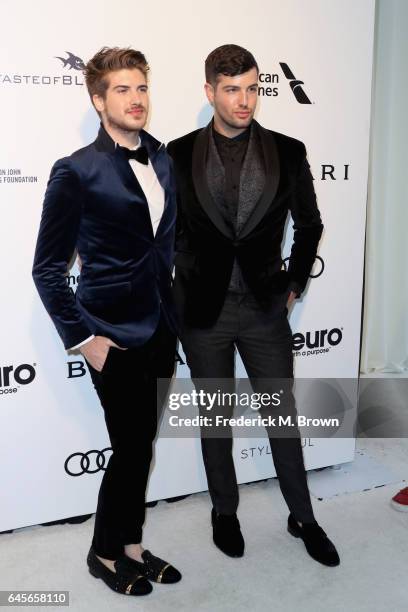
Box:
[92,93,105,113]
[204,82,214,106]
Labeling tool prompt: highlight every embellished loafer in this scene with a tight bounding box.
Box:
[212,508,245,558]
[287,514,340,567]
[87,546,152,595]
[121,550,182,584]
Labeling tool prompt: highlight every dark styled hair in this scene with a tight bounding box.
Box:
[205,44,259,86]
[84,46,149,102]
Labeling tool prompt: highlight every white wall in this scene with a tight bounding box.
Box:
[361,0,408,373]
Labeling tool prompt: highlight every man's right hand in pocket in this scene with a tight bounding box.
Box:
[80,336,126,372]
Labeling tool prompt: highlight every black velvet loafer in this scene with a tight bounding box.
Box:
[212,508,245,558]
[121,550,182,584]
[87,547,153,595]
[287,514,340,567]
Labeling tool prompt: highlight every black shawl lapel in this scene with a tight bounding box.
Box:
[238,120,280,240]
[192,123,235,239]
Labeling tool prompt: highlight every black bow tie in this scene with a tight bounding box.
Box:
[120,145,149,165]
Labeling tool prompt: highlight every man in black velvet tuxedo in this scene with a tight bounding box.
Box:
[32,47,181,595]
[167,44,340,567]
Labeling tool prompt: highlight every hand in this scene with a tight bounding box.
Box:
[80,336,127,372]
[286,291,297,310]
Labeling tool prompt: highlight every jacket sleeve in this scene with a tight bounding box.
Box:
[32,157,92,349]
[287,144,323,296]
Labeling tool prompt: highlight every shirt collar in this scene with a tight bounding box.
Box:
[115,138,141,151]
[212,118,251,144]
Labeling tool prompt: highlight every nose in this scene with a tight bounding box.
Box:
[130,89,143,106]
[238,90,248,108]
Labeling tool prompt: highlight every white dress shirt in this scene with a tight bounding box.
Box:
[69,138,165,351]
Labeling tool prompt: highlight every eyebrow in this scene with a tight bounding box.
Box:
[112,84,148,90]
[222,82,259,89]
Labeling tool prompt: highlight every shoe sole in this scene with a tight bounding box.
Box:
[153,576,183,584]
[287,525,340,567]
[87,565,152,595]
[88,566,100,579]
[213,540,244,558]
[287,524,301,539]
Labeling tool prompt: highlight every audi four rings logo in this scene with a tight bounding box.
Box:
[64,448,113,476]
[282,255,324,279]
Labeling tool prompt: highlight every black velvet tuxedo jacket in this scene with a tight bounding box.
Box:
[167,120,323,328]
[32,125,177,350]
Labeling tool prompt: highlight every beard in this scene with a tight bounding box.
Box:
[105,108,147,134]
[216,108,254,132]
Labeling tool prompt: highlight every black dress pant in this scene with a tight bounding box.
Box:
[86,315,176,560]
[180,292,315,523]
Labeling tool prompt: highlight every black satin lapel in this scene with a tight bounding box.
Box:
[192,126,234,239]
[238,123,280,239]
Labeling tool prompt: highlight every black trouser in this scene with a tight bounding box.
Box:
[180,292,315,523]
[86,315,176,560]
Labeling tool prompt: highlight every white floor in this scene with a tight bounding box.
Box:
[1,437,407,612]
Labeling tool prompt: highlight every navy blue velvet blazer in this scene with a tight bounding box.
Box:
[32,125,177,349]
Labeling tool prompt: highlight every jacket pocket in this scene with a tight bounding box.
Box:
[80,281,132,302]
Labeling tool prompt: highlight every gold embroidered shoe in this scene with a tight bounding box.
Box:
[121,550,182,584]
[87,546,153,595]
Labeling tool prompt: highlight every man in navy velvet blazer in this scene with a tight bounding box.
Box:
[32,47,181,596]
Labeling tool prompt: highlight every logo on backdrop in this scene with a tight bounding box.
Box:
[282,255,325,279]
[67,350,183,378]
[239,439,314,459]
[279,63,312,104]
[258,62,312,103]
[55,52,85,71]
[0,363,37,396]
[67,360,87,378]
[67,273,80,294]
[319,164,350,181]
[64,448,113,476]
[0,51,84,86]
[175,350,185,366]
[0,167,38,185]
[293,327,343,357]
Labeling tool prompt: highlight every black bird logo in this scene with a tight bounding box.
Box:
[55,52,85,71]
[279,63,312,104]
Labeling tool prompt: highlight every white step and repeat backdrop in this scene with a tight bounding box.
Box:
[0,0,375,530]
